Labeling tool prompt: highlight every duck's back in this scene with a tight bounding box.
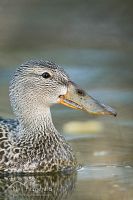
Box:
[0,118,19,136]
[0,117,19,169]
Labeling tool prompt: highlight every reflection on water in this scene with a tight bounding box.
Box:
[0,165,133,200]
[0,173,76,200]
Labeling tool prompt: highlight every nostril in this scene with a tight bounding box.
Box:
[76,89,85,96]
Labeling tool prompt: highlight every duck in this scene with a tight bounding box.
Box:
[0,60,117,174]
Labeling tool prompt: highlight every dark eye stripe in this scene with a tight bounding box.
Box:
[42,72,51,79]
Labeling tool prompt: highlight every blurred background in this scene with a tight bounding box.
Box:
[0,0,133,200]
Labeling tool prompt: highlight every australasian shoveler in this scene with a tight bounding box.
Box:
[0,60,117,174]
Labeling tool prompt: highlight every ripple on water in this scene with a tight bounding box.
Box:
[78,165,133,184]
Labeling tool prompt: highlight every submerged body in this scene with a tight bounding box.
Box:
[0,60,116,174]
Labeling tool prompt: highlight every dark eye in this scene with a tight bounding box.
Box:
[42,72,51,79]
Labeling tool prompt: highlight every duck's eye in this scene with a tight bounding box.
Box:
[42,72,51,79]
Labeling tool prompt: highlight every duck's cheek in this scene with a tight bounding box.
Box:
[56,86,68,102]
[59,85,68,96]
[49,86,67,105]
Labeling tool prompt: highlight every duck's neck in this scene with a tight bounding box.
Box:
[17,106,59,140]
[10,86,63,143]
[15,105,76,169]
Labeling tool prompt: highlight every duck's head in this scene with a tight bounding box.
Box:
[9,60,117,122]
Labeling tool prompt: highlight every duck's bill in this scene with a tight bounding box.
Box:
[58,81,117,117]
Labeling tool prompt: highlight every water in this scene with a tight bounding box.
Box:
[0,48,133,200]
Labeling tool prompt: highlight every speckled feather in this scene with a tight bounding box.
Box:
[0,60,77,174]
